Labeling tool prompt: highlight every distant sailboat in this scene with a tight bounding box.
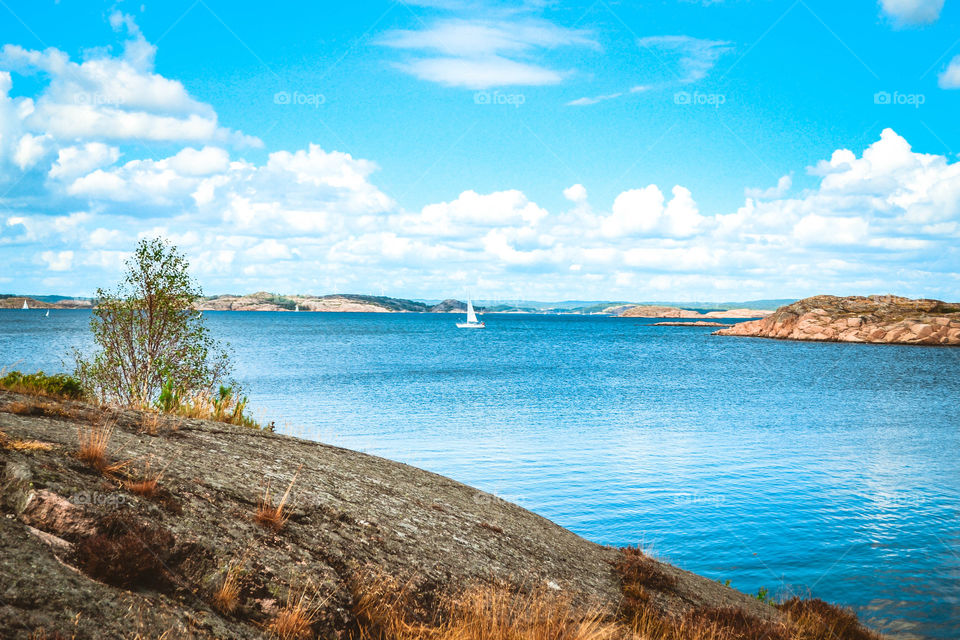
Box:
[21,300,28,310]
[456,299,485,329]
[45,310,49,317]
[295,304,300,312]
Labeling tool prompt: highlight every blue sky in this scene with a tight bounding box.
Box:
[1,0,959,301]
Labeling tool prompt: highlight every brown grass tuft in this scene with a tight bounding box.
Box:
[212,557,245,615]
[76,420,132,476]
[268,580,323,640]
[255,466,301,532]
[125,458,168,498]
[140,412,162,435]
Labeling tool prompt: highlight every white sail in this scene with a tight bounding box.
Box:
[466,299,478,324]
[21,300,28,310]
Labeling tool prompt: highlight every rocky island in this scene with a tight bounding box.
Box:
[0,390,880,639]
[194,293,469,313]
[618,306,773,319]
[714,295,960,346]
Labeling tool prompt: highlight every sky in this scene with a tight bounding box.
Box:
[0,0,959,301]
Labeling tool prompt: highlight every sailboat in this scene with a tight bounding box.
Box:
[456,299,485,329]
[295,304,300,312]
[21,300,28,310]
[45,310,49,317]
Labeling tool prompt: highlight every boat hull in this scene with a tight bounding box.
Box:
[456,322,485,329]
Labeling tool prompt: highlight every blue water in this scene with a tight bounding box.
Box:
[2,309,959,638]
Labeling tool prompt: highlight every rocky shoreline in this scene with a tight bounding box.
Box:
[0,391,881,639]
[714,295,960,346]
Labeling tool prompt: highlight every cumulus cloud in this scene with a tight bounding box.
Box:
[0,12,259,148]
[563,184,588,203]
[745,175,792,199]
[879,0,945,25]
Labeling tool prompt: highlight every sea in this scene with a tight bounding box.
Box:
[2,309,958,638]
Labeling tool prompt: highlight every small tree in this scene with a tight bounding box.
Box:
[76,237,230,407]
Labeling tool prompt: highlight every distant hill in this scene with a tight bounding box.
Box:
[2,292,791,315]
[0,296,92,309]
[195,293,482,313]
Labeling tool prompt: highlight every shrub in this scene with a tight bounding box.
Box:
[0,370,85,399]
[74,237,231,408]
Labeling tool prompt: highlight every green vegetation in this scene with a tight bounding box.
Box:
[755,586,775,604]
[0,370,85,399]
[71,237,259,428]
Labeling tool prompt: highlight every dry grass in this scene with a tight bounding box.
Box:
[268,580,323,640]
[347,559,886,640]
[212,558,244,615]
[3,399,71,418]
[125,459,167,498]
[76,419,132,476]
[351,572,620,640]
[168,388,261,429]
[0,429,54,453]
[139,412,162,435]
[255,466,301,531]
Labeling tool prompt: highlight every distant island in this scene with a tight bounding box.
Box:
[1,291,780,317]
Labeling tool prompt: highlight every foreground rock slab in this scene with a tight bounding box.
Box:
[714,295,960,346]
[0,391,786,639]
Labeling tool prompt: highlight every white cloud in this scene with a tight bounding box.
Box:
[745,175,792,199]
[399,56,566,88]
[14,133,50,170]
[793,214,869,246]
[565,92,623,107]
[567,37,730,107]
[50,143,120,180]
[879,0,945,25]
[939,55,960,89]
[604,185,703,238]
[2,13,960,300]
[0,14,259,148]
[379,18,595,89]
[40,250,74,271]
[563,184,588,203]
[636,35,733,83]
